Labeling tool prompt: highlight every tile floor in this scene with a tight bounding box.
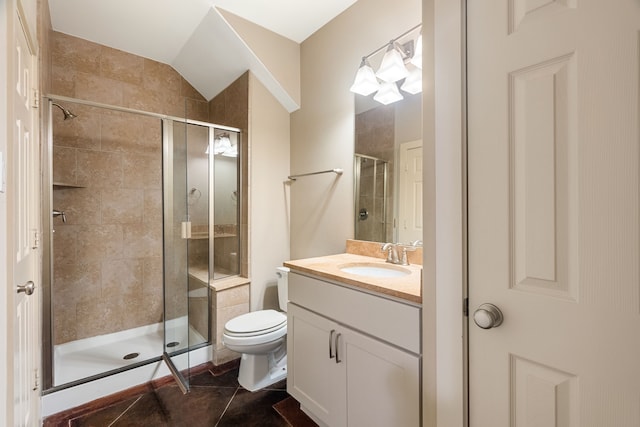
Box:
[44,364,318,427]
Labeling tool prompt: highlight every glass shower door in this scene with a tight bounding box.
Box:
[162,119,190,392]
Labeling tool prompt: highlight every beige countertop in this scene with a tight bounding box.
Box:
[284,253,422,304]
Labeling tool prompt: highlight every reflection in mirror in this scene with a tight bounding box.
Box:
[354,92,422,244]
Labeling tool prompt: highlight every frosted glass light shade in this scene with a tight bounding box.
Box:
[373,81,404,105]
[410,33,423,69]
[376,43,408,82]
[350,58,380,96]
[400,66,422,94]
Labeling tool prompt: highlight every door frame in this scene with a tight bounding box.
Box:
[2,0,42,425]
[0,0,12,422]
[421,1,467,427]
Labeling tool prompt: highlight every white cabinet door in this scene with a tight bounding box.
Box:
[288,303,420,427]
[287,303,346,427]
[342,326,420,427]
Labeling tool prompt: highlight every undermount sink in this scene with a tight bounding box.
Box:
[339,263,411,278]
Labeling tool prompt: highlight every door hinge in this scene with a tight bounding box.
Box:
[32,89,40,109]
[33,368,39,391]
[31,229,40,249]
[463,298,469,317]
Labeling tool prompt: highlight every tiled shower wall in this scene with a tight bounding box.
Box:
[49,31,209,345]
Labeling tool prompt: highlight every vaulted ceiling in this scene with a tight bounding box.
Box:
[48,0,357,111]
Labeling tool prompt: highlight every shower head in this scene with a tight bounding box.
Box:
[52,102,77,120]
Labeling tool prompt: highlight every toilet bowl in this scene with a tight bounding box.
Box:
[222,267,289,391]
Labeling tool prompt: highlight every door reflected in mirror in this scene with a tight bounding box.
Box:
[354,92,422,244]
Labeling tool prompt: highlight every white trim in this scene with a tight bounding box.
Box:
[423,0,466,426]
[0,0,10,424]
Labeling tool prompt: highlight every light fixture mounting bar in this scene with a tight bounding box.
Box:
[361,23,422,60]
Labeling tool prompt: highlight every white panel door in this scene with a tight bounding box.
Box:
[468,0,640,426]
[398,140,423,244]
[12,9,40,427]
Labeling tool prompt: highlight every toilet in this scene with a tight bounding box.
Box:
[222,267,289,391]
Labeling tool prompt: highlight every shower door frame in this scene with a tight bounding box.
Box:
[41,95,241,393]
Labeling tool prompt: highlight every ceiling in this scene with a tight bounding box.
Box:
[48,0,357,110]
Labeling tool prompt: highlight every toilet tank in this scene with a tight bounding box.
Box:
[276,266,290,311]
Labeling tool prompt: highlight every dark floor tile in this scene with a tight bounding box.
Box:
[111,392,171,427]
[189,367,240,388]
[217,388,289,427]
[273,396,319,427]
[154,382,238,427]
[70,395,142,427]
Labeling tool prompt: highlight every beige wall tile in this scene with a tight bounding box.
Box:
[76,149,123,188]
[48,30,218,343]
[122,153,162,190]
[51,63,76,97]
[52,225,77,265]
[52,146,77,185]
[52,103,101,149]
[101,188,144,224]
[143,59,182,96]
[75,297,124,340]
[217,284,250,308]
[122,223,162,258]
[76,224,124,263]
[53,187,102,225]
[181,78,206,101]
[100,46,144,85]
[74,72,125,106]
[52,31,101,74]
[53,306,78,345]
[101,258,143,298]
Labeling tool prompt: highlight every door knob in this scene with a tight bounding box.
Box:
[16,280,35,296]
[473,303,503,329]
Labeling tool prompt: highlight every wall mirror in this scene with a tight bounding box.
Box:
[354,91,422,244]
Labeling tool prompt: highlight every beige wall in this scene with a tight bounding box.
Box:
[219,9,300,109]
[248,73,291,311]
[291,0,421,259]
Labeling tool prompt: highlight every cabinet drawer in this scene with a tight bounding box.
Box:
[288,272,420,354]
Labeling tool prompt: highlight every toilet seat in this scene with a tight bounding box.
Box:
[224,309,287,337]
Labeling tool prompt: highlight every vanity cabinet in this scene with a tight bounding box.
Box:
[287,271,420,427]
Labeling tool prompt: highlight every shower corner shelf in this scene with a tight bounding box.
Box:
[53,182,86,189]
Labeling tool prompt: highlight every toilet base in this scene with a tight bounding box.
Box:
[237,352,287,392]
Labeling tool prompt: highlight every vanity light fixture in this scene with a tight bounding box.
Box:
[376,42,409,83]
[206,133,234,156]
[400,65,422,95]
[349,23,423,106]
[350,57,380,96]
[410,31,423,69]
[374,81,404,105]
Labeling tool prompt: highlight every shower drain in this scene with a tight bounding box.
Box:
[123,352,140,360]
[166,341,180,348]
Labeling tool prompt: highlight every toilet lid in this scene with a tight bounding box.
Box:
[224,309,286,336]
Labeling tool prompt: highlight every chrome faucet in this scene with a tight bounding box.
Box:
[381,242,399,264]
[382,241,421,266]
[52,209,67,223]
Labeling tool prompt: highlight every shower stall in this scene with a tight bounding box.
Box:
[41,96,241,393]
[354,153,391,243]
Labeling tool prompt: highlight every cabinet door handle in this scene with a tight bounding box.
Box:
[335,333,342,364]
[329,329,335,359]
